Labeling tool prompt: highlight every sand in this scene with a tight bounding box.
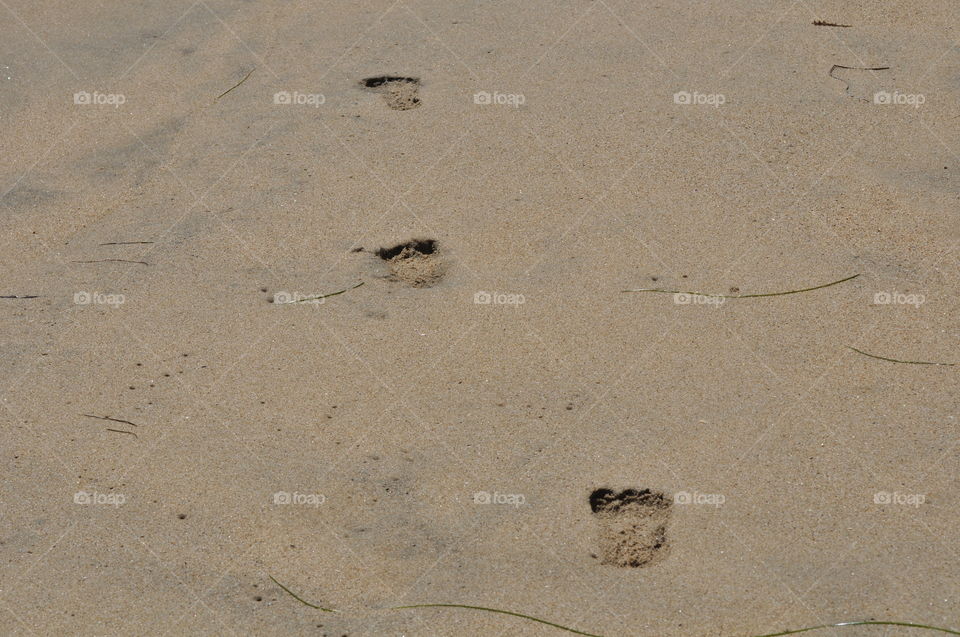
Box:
[1,1,958,635]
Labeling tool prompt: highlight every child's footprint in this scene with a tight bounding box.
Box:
[361,76,421,110]
[373,238,445,287]
[589,488,672,568]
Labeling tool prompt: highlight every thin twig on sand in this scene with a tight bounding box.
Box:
[269,576,337,612]
[106,428,138,438]
[392,604,601,636]
[73,259,149,265]
[621,273,860,299]
[277,282,365,304]
[390,605,959,636]
[216,68,256,101]
[83,414,140,427]
[848,347,956,367]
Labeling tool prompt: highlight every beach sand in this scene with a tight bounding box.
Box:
[1,1,958,635]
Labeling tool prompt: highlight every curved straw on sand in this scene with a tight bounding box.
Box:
[393,605,960,637]
[392,603,602,636]
[621,273,860,298]
[268,576,337,612]
[271,576,959,636]
[848,346,956,367]
[275,281,364,304]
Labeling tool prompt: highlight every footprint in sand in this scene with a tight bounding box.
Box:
[589,488,672,568]
[361,76,421,110]
[375,238,445,287]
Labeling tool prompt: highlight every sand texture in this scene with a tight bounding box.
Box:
[1,1,958,635]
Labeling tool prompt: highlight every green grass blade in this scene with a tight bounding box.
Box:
[848,346,956,366]
[391,603,603,636]
[391,604,960,637]
[215,67,255,101]
[269,575,338,612]
[753,619,960,636]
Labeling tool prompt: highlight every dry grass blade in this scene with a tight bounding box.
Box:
[754,619,960,636]
[216,67,255,101]
[389,605,960,637]
[391,604,602,636]
[848,347,956,367]
[622,273,860,298]
[281,282,365,304]
[269,576,338,612]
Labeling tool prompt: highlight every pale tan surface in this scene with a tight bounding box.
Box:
[1,1,958,635]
